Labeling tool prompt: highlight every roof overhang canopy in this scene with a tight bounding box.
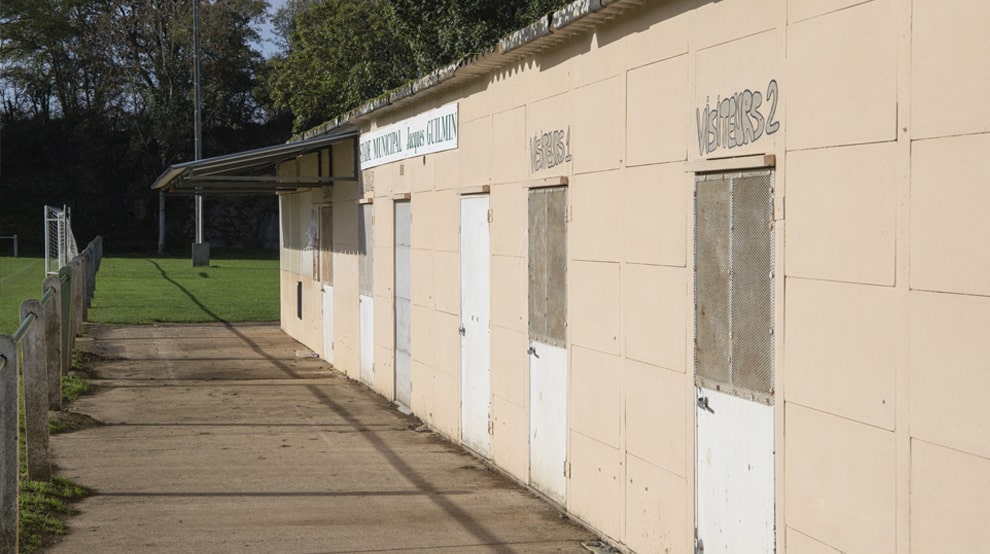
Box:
[150,128,359,196]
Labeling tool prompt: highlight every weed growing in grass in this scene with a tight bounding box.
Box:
[21,374,95,550]
[18,477,88,552]
[61,375,93,404]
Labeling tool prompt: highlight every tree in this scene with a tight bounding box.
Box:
[386,0,572,76]
[1,0,286,252]
[269,0,417,131]
[269,0,573,131]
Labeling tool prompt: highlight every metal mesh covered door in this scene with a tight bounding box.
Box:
[694,170,774,403]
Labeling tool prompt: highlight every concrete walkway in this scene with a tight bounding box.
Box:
[48,323,594,553]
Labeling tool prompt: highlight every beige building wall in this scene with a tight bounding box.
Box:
[275,0,990,552]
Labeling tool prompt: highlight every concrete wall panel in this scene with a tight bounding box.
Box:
[785,278,896,429]
[624,359,687,477]
[786,0,896,149]
[410,192,433,250]
[433,149,460,191]
[407,151,436,193]
[432,310,459,379]
[784,404,895,554]
[626,55,689,166]
[491,183,528,258]
[410,247,434,309]
[785,142,897,285]
[410,359,433,421]
[492,394,529,482]
[625,454,689,554]
[912,1,990,139]
[911,439,990,553]
[526,93,573,178]
[491,325,528,407]
[373,343,394,399]
[569,261,621,355]
[279,270,324,355]
[619,1,689,72]
[788,0,870,24]
[492,107,528,185]
[432,250,459,316]
[434,190,459,253]
[410,303,434,367]
[785,528,843,554]
[572,29,624,90]
[331,139,356,180]
[622,163,688,268]
[432,370,460,440]
[911,134,990,296]
[571,173,623,263]
[458,86,491,130]
[569,431,623,540]
[622,264,687,373]
[373,246,393,301]
[571,346,622,448]
[910,291,990,459]
[691,0,778,51]
[573,76,623,174]
[460,116,493,188]
[694,30,779,160]
[333,277,360,376]
[491,254,527,332]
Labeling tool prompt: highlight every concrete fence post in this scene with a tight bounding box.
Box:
[43,278,62,410]
[0,335,18,553]
[70,261,83,351]
[60,267,72,375]
[79,252,90,321]
[20,300,52,483]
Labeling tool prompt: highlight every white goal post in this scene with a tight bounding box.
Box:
[45,205,78,276]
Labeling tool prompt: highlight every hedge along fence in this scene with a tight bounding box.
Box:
[0,236,102,553]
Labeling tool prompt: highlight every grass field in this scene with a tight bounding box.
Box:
[88,257,280,324]
[0,258,48,334]
[1,256,281,330]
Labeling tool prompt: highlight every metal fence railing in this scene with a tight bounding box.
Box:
[0,236,102,553]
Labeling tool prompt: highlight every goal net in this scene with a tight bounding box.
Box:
[45,205,78,276]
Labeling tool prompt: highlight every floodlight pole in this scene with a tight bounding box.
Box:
[192,0,210,266]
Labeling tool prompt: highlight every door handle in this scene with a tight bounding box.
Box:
[527,345,539,358]
[697,396,715,414]
[459,324,466,336]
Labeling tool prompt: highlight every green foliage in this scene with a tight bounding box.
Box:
[61,375,94,404]
[387,0,573,75]
[271,0,574,131]
[270,0,418,131]
[87,257,280,324]
[19,477,89,552]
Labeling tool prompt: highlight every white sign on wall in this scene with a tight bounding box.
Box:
[359,103,458,170]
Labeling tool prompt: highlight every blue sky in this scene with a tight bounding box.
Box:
[255,0,288,58]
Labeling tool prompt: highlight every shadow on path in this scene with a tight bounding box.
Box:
[149,259,516,553]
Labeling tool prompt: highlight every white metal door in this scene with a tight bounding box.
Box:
[322,284,334,365]
[528,186,568,504]
[460,195,491,457]
[529,342,567,503]
[359,204,375,385]
[696,388,774,553]
[694,171,775,553]
[394,201,412,407]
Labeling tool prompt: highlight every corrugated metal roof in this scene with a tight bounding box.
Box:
[150,127,358,196]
